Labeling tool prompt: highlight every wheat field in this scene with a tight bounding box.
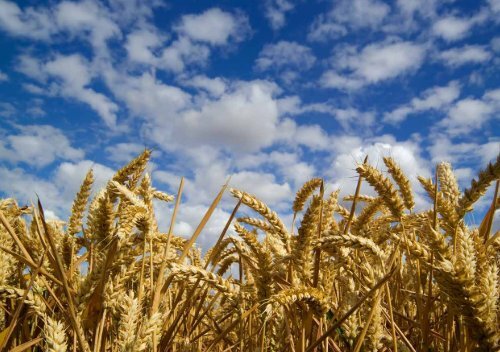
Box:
[0,149,498,352]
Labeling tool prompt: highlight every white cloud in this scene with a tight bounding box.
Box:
[307,0,388,41]
[278,97,376,132]
[277,119,331,150]
[27,106,46,117]
[438,45,492,67]
[396,0,438,19]
[0,125,84,167]
[321,40,426,90]
[174,8,250,46]
[179,75,227,97]
[108,72,191,123]
[125,29,164,65]
[255,41,316,72]
[160,37,211,72]
[46,55,119,128]
[0,0,55,40]
[105,143,148,163]
[320,71,364,90]
[331,108,376,130]
[0,167,61,211]
[124,29,211,73]
[16,55,47,82]
[174,81,280,152]
[0,102,16,117]
[0,71,8,82]
[444,99,493,133]
[233,150,317,188]
[488,0,500,14]
[331,0,390,28]
[428,136,499,166]
[0,0,121,55]
[108,72,297,153]
[491,36,500,52]
[432,16,474,41]
[55,0,121,53]
[106,0,160,25]
[230,171,292,207]
[307,17,347,42]
[264,0,295,30]
[19,54,120,128]
[384,81,461,123]
[55,160,115,199]
[342,41,425,82]
[438,89,499,136]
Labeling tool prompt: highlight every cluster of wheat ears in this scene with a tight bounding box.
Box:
[0,150,498,352]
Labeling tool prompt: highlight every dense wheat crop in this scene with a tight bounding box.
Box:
[0,149,498,352]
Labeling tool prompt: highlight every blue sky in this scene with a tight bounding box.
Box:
[0,0,499,246]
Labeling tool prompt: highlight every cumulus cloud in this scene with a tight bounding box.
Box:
[395,0,438,19]
[55,0,121,53]
[438,89,500,136]
[0,167,61,208]
[308,0,389,41]
[109,73,320,154]
[255,41,316,72]
[159,37,211,72]
[437,45,492,67]
[331,108,376,131]
[384,81,461,124]
[125,9,250,72]
[0,102,15,117]
[55,160,115,199]
[321,40,426,90]
[17,54,119,128]
[174,8,250,46]
[105,143,148,163]
[277,97,376,132]
[106,71,191,125]
[0,125,84,167]
[276,119,331,150]
[230,171,292,207]
[330,0,390,28]
[47,55,119,128]
[264,0,295,30]
[319,72,364,90]
[125,33,210,73]
[490,0,500,12]
[125,29,165,65]
[432,16,475,42]
[179,75,227,97]
[491,36,500,52]
[0,0,56,40]
[173,81,280,152]
[0,0,121,55]
[428,136,499,166]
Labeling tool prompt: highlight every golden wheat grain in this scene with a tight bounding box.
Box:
[384,156,415,211]
[356,163,406,219]
[44,316,68,352]
[0,150,498,352]
[230,188,289,244]
[292,178,322,213]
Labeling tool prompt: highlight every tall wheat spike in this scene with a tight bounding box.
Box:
[0,150,498,352]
